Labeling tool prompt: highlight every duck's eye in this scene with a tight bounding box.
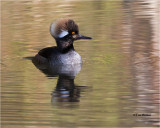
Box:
[72,32,75,35]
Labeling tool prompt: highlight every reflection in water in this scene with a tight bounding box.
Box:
[122,1,159,126]
[32,57,84,105]
[52,75,81,103]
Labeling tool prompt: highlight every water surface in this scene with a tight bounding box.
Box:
[1,0,159,127]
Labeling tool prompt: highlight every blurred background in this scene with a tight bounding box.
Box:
[1,0,160,127]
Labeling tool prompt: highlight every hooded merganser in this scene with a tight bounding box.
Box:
[33,18,92,65]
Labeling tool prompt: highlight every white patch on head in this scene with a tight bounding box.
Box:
[58,30,69,38]
[50,22,56,38]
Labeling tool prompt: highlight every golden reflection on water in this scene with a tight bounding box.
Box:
[1,0,159,127]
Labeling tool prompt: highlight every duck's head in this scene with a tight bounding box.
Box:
[50,18,92,52]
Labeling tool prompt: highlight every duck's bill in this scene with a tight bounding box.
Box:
[75,34,92,40]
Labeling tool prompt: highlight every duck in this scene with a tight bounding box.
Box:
[33,18,92,65]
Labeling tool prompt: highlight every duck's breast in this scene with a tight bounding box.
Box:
[50,50,82,65]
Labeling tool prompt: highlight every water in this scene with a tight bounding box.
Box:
[1,0,159,127]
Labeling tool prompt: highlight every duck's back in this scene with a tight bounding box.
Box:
[34,46,82,65]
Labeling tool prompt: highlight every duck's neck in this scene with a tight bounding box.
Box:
[56,39,75,53]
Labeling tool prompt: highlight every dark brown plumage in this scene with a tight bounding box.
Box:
[50,18,79,39]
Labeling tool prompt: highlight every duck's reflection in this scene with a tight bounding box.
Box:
[52,75,81,102]
[32,58,84,103]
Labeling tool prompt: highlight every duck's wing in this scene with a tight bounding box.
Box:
[32,46,58,65]
[38,46,58,59]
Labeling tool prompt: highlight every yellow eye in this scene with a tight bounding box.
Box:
[72,32,75,35]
